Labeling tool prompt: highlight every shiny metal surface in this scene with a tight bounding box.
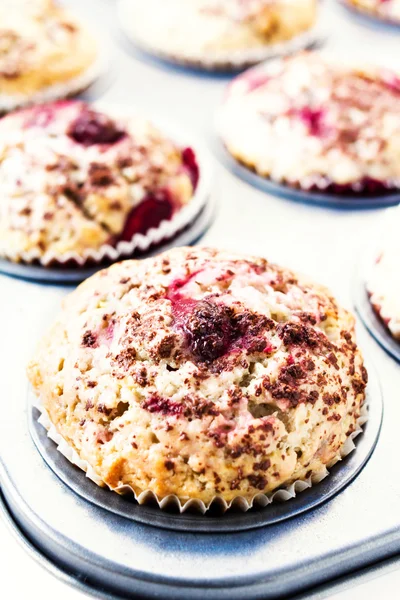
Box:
[2,488,400,600]
[0,0,400,598]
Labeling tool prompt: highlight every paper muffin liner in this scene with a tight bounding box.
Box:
[31,392,369,514]
[2,111,213,268]
[0,21,110,114]
[117,0,327,72]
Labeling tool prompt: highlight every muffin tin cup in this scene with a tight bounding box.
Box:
[214,138,400,209]
[354,254,400,363]
[31,390,370,518]
[0,110,214,278]
[116,0,327,73]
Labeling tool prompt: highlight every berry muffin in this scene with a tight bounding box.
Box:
[28,247,367,507]
[118,0,318,70]
[0,0,103,112]
[345,0,400,25]
[367,220,400,341]
[0,100,201,265]
[217,52,400,196]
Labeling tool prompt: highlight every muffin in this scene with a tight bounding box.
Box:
[217,52,400,196]
[0,100,200,265]
[0,0,102,112]
[345,0,400,25]
[367,218,400,340]
[28,247,367,507]
[118,0,317,69]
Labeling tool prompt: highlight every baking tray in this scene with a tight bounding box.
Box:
[0,193,216,284]
[213,140,400,211]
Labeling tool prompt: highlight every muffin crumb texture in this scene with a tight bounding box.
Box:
[28,247,367,505]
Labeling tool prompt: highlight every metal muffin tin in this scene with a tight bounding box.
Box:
[1,0,400,598]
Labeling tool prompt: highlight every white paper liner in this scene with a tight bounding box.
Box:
[2,109,213,268]
[117,0,327,72]
[0,20,110,113]
[31,392,369,515]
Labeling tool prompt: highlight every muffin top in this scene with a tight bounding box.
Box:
[28,247,367,505]
[346,0,400,24]
[217,52,400,194]
[119,0,316,60]
[0,100,198,263]
[0,0,98,100]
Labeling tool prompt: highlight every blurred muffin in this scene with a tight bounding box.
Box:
[0,0,101,112]
[367,211,400,340]
[0,100,199,264]
[346,0,400,24]
[118,0,317,68]
[28,247,367,506]
[217,52,400,196]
